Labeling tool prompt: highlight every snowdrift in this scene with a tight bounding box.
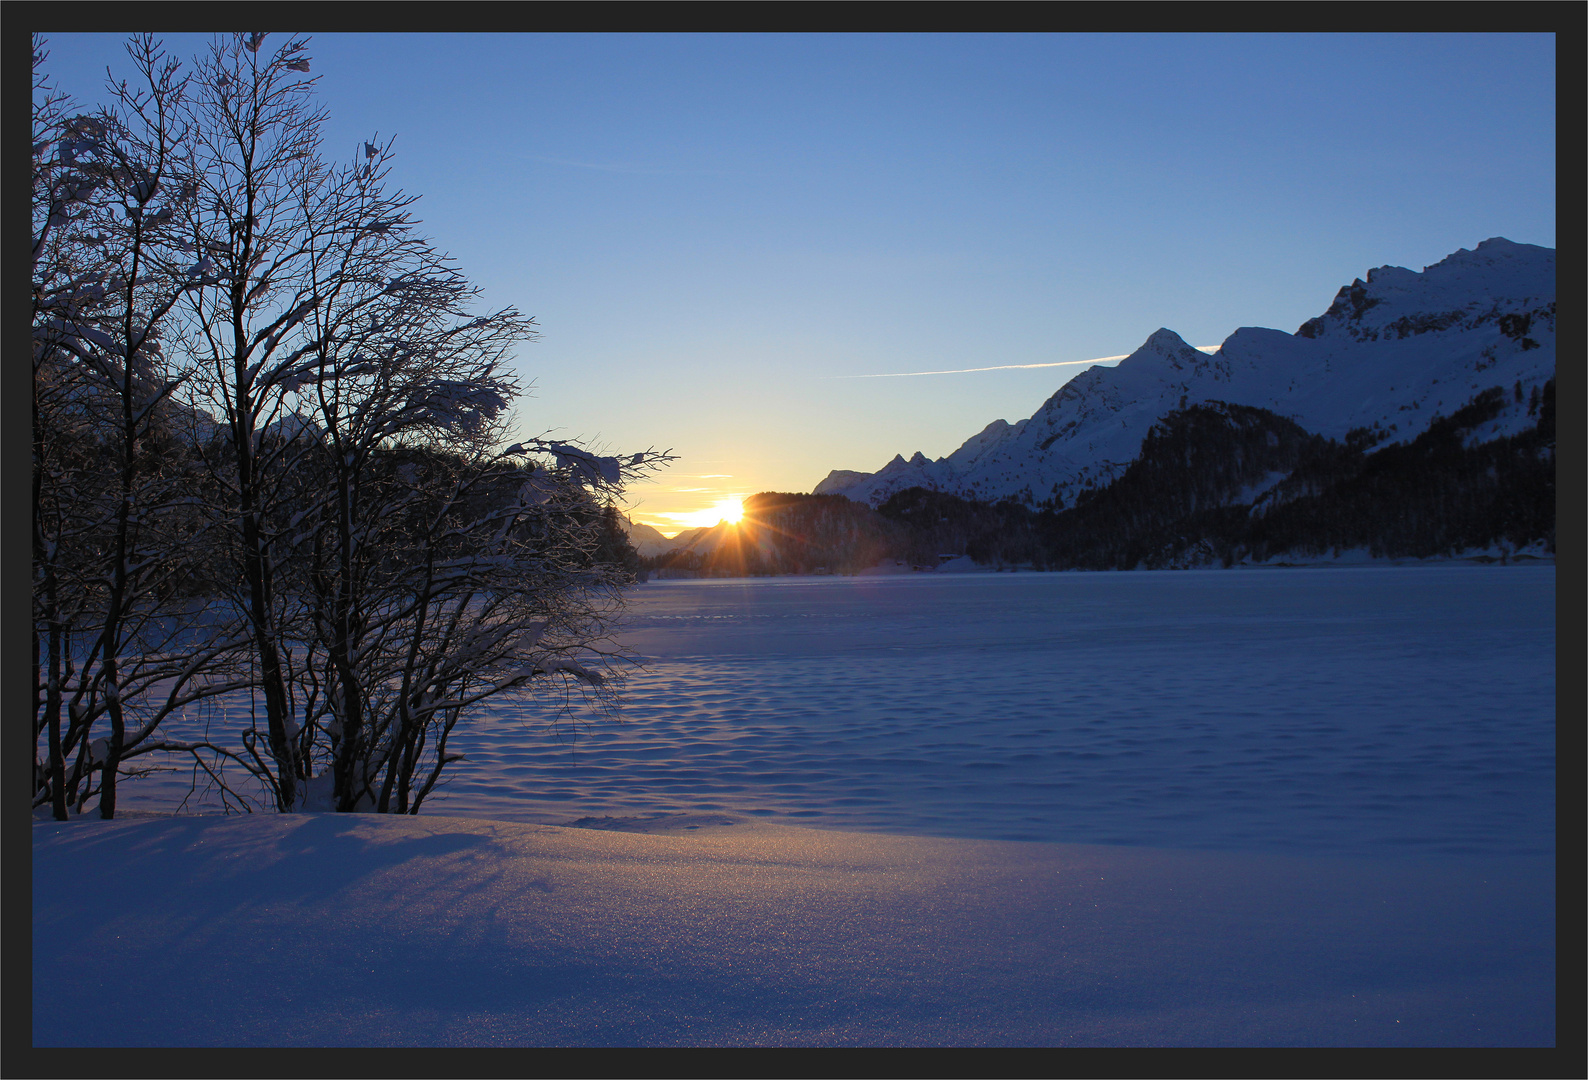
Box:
[34,813,1553,1048]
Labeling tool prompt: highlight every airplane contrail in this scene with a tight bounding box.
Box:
[830,347,1218,379]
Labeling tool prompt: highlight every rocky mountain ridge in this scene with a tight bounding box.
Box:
[815,238,1555,510]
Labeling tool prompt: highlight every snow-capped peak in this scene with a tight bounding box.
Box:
[1297,238,1554,341]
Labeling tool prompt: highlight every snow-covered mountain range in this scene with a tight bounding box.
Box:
[814,238,1555,510]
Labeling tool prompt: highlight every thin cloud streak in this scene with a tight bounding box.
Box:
[831,347,1219,379]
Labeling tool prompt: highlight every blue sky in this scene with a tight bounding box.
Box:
[37,32,1556,533]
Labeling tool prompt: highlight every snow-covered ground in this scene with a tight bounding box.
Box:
[33,811,1554,1048]
[34,565,1556,1047]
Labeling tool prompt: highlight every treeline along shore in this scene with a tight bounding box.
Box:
[643,385,1555,578]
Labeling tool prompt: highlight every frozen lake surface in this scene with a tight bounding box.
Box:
[123,564,1555,859]
[437,564,1555,858]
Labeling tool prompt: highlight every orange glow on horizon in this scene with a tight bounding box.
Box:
[643,495,748,535]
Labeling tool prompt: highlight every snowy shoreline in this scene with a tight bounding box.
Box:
[33,812,1554,1047]
[645,546,1556,579]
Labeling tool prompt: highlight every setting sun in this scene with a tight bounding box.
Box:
[649,495,748,534]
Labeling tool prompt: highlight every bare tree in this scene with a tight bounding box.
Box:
[32,36,95,819]
[168,32,337,812]
[279,130,536,809]
[32,35,260,820]
[34,32,672,819]
[275,133,673,809]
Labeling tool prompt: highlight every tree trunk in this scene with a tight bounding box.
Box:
[99,662,124,819]
[239,503,299,812]
[45,624,67,820]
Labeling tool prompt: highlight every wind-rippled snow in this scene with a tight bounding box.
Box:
[130,564,1554,860]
